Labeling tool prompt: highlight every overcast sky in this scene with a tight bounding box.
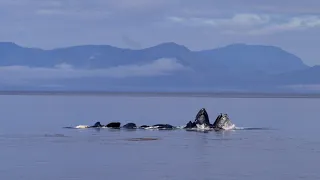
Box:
[1,0,320,66]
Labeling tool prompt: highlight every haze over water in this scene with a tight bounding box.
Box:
[0,94,319,180]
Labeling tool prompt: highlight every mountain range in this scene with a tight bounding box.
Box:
[0,41,319,93]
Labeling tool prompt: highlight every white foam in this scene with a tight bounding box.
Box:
[144,126,160,130]
[221,124,236,130]
[175,126,185,129]
[234,126,245,130]
[74,125,90,129]
[196,124,211,130]
[101,126,110,128]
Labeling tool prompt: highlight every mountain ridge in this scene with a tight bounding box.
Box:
[0,41,318,93]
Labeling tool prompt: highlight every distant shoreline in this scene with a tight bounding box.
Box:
[0,90,320,98]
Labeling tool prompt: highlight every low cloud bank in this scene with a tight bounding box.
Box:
[284,84,320,91]
[0,58,189,84]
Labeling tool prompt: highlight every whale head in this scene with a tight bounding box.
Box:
[194,108,211,127]
[212,113,235,130]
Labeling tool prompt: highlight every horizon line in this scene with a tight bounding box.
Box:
[1,90,320,98]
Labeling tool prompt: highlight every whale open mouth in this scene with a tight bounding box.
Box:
[213,114,235,130]
[194,108,211,126]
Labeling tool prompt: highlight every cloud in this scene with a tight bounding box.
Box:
[1,0,320,66]
[2,0,320,26]
[168,14,320,35]
[246,15,320,35]
[54,62,74,69]
[168,14,270,27]
[179,0,320,15]
[284,84,320,91]
[104,0,173,11]
[0,58,189,84]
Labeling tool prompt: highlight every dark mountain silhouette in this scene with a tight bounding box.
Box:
[0,41,318,93]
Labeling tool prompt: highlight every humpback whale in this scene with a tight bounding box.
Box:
[139,124,176,130]
[139,125,150,129]
[85,122,137,129]
[123,123,137,129]
[184,108,212,129]
[90,121,103,128]
[67,108,235,131]
[82,122,175,130]
[87,121,121,128]
[184,108,235,131]
[106,122,121,128]
[88,122,135,129]
[212,113,235,130]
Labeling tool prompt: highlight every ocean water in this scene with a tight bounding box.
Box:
[0,94,319,180]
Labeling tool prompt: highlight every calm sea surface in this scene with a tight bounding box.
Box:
[0,94,319,180]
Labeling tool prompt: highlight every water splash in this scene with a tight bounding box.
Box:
[74,125,90,129]
[234,126,272,130]
[65,124,271,131]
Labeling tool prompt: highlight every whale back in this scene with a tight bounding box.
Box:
[153,124,175,129]
[123,123,137,129]
[106,122,121,128]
